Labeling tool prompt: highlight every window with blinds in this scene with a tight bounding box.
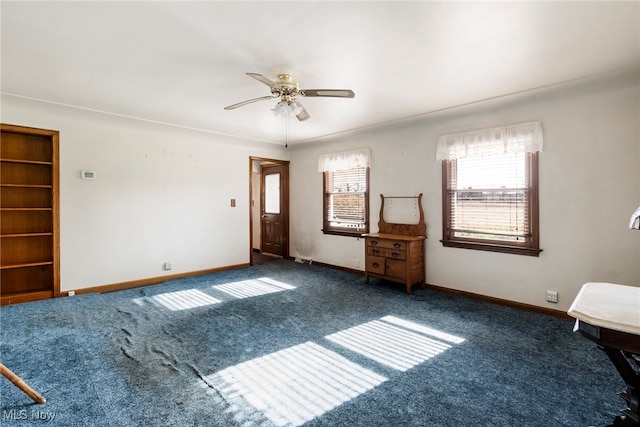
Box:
[442,152,541,256]
[323,167,369,236]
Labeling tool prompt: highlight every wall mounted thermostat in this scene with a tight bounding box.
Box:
[81,170,96,180]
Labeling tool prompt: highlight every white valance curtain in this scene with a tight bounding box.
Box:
[317,148,371,172]
[436,121,543,160]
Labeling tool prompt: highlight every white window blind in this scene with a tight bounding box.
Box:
[449,153,528,242]
[325,167,368,231]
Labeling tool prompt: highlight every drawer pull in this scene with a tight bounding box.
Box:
[391,252,400,258]
[372,262,380,268]
[372,249,380,255]
[393,242,401,248]
[370,240,378,246]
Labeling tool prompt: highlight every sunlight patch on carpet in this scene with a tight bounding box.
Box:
[203,342,387,426]
[213,277,295,299]
[133,289,221,311]
[325,316,464,371]
[379,315,466,344]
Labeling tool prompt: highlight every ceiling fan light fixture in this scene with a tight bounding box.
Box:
[272,100,290,117]
[272,100,302,117]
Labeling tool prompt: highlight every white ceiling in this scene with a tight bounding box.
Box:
[2,1,639,146]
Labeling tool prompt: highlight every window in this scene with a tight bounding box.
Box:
[437,122,542,256]
[323,167,369,235]
[318,148,370,237]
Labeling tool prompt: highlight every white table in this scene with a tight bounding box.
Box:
[568,282,640,427]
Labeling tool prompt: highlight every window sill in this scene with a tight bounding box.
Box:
[322,229,367,238]
[441,239,542,257]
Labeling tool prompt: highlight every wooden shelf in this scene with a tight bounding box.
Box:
[1,232,54,238]
[0,261,54,270]
[1,207,53,211]
[1,158,53,166]
[1,290,55,306]
[0,183,53,189]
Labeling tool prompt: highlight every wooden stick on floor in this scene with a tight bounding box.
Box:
[0,363,47,404]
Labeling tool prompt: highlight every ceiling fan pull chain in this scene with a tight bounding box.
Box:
[285,114,289,148]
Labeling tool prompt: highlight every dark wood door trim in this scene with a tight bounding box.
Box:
[249,157,290,265]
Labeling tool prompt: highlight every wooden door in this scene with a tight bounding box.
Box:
[260,164,288,257]
[1,124,60,305]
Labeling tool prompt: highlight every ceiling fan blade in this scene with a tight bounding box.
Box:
[224,95,276,110]
[300,89,355,98]
[246,73,278,88]
[293,99,310,121]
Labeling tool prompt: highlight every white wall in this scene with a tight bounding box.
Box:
[1,95,288,292]
[289,70,640,311]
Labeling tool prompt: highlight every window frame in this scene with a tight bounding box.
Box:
[322,166,370,237]
[441,151,541,256]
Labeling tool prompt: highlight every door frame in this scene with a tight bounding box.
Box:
[249,157,290,265]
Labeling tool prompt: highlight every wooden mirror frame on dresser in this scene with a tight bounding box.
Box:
[363,194,426,294]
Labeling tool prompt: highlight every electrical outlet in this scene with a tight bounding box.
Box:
[355,259,360,268]
[546,290,558,303]
[163,262,172,271]
[68,290,75,297]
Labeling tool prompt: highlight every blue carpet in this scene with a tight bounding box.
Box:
[0,260,623,426]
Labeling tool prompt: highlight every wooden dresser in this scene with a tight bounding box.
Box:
[364,194,426,294]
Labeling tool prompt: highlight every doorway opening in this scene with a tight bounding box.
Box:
[249,157,290,266]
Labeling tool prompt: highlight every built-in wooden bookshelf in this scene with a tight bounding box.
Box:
[1,124,60,305]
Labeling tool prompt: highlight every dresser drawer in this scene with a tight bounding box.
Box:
[367,238,406,251]
[366,256,386,275]
[367,246,386,257]
[387,249,406,260]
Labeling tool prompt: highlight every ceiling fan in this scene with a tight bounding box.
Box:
[224,73,355,121]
